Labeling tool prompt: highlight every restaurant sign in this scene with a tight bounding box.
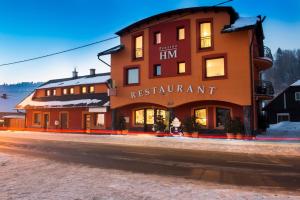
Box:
[130,84,216,99]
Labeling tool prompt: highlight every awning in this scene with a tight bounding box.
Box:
[97,45,124,56]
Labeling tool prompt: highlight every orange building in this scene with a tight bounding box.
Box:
[98,6,273,134]
[17,69,111,131]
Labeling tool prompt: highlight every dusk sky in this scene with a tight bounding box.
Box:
[0,0,299,84]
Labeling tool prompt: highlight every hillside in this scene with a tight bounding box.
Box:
[0,82,43,112]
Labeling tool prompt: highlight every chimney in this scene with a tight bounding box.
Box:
[90,68,96,76]
[72,68,78,78]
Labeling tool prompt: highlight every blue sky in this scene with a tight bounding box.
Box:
[0,0,300,84]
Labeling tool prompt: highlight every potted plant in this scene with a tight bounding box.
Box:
[154,114,166,134]
[225,113,235,139]
[235,118,245,140]
[183,116,194,137]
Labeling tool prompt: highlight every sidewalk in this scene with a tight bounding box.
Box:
[0,130,300,157]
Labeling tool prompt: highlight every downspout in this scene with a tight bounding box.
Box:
[249,25,256,136]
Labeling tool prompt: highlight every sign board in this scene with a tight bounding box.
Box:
[89,107,107,113]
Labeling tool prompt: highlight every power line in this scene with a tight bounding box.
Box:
[0,36,118,67]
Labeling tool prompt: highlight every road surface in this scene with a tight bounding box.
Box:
[0,135,299,192]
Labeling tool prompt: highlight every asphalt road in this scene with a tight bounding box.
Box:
[0,135,299,192]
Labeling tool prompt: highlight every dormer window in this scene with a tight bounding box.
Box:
[63,88,68,95]
[81,86,87,94]
[53,89,56,96]
[46,90,51,96]
[89,86,95,93]
[134,34,143,59]
[70,88,74,95]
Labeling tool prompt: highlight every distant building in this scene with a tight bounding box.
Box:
[16,69,111,131]
[0,112,25,128]
[264,80,300,124]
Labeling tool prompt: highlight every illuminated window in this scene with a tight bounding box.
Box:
[177,27,185,40]
[81,86,87,94]
[205,57,225,78]
[46,90,51,96]
[89,86,95,93]
[154,64,161,76]
[134,35,143,58]
[295,92,300,101]
[154,32,161,44]
[53,89,56,96]
[135,109,144,125]
[156,109,166,120]
[146,109,154,125]
[33,113,41,125]
[216,107,230,129]
[178,62,186,74]
[63,88,68,95]
[195,108,207,127]
[94,113,105,128]
[126,68,139,85]
[70,88,74,94]
[200,22,212,49]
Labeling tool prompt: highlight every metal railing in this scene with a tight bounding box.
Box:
[263,46,273,61]
[255,80,274,96]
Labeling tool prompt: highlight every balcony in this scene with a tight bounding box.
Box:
[255,80,274,100]
[254,46,273,71]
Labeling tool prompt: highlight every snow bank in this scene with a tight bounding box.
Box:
[17,93,101,109]
[266,121,300,135]
[39,74,110,89]
[223,17,258,32]
[0,153,299,200]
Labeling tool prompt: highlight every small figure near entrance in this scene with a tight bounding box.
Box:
[170,117,183,136]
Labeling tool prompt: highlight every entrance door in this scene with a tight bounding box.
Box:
[60,112,68,129]
[84,114,91,130]
[43,114,49,129]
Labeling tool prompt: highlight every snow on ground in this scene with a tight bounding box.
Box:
[0,152,299,200]
[1,131,300,157]
[266,121,300,136]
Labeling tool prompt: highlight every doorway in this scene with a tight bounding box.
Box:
[43,113,49,129]
[84,114,91,130]
[60,112,68,129]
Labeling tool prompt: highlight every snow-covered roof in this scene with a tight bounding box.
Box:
[38,74,110,89]
[3,115,25,119]
[222,17,259,33]
[16,93,109,109]
[291,80,300,87]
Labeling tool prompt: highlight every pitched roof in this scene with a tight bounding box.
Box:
[116,6,239,35]
[38,72,110,89]
[291,80,300,87]
[98,45,124,56]
[221,16,260,33]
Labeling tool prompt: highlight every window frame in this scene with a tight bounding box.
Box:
[295,92,300,101]
[177,62,186,74]
[154,32,161,44]
[177,26,185,41]
[69,87,75,95]
[132,32,144,60]
[46,89,51,96]
[124,66,140,86]
[153,64,162,77]
[62,88,69,95]
[33,112,42,126]
[215,107,231,129]
[81,86,87,94]
[194,107,208,128]
[196,18,214,51]
[202,54,228,80]
[89,85,95,93]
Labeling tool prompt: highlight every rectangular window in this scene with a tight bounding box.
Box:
[53,89,56,96]
[126,68,139,85]
[216,107,230,129]
[154,64,162,76]
[195,108,207,127]
[89,86,95,93]
[46,90,51,96]
[135,35,143,59]
[81,86,87,94]
[295,92,300,101]
[146,109,154,125]
[33,113,41,125]
[94,113,105,128]
[70,88,74,95]
[135,109,144,125]
[205,57,225,78]
[63,88,68,95]
[178,62,186,74]
[177,27,185,40]
[154,32,161,44]
[200,22,212,49]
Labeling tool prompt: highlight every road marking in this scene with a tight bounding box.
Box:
[227,160,293,167]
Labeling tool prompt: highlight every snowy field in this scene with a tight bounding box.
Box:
[0,152,299,200]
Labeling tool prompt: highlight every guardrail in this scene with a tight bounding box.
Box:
[255,80,274,96]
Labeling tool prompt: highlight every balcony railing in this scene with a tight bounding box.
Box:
[263,46,273,62]
[255,80,274,96]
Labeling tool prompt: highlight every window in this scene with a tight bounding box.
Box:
[53,89,56,96]
[178,62,186,74]
[146,109,155,125]
[177,27,185,40]
[295,92,300,101]
[126,68,139,85]
[195,108,207,127]
[154,64,162,76]
[70,88,74,95]
[135,109,144,125]
[63,88,68,95]
[204,57,226,78]
[89,86,95,93]
[200,22,212,49]
[81,86,87,94]
[33,113,41,125]
[94,113,105,128]
[134,35,143,59]
[277,113,290,123]
[46,90,51,96]
[216,107,230,129]
[154,32,161,44]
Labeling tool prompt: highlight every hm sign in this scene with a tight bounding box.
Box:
[160,45,177,60]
